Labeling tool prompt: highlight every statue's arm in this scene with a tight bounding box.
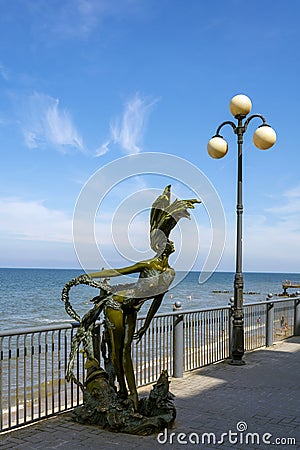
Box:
[87,261,147,279]
[134,293,164,343]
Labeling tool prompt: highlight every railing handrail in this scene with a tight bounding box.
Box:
[244,296,300,308]
[144,304,230,319]
[0,322,79,338]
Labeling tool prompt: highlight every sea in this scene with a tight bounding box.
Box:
[0,268,299,332]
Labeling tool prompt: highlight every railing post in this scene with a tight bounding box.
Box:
[173,301,184,378]
[228,297,234,358]
[294,297,300,336]
[266,294,274,347]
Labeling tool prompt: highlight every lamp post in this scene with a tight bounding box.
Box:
[207,94,276,364]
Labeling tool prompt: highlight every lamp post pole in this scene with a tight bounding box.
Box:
[207,94,276,364]
[232,116,244,364]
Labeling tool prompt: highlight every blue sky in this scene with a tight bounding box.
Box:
[0,0,299,273]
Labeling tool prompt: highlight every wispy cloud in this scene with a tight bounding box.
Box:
[94,140,110,157]
[99,93,158,156]
[19,92,85,153]
[13,90,157,157]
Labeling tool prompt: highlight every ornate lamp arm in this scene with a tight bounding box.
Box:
[215,120,237,137]
[244,113,267,131]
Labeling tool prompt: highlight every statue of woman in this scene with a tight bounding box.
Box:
[62,185,200,410]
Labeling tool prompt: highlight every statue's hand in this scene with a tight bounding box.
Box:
[133,327,147,344]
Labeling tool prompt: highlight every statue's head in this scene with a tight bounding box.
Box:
[149,185,200,257]
[150,229,175,257]
[150,228,168,256]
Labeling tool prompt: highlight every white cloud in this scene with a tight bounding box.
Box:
[101,93,157,155]
[94,140,110,157]
[20,92,85,153]
[0,197,72,243]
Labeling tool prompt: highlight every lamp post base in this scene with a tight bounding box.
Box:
[230,272,245,365]
[228,358,246,366]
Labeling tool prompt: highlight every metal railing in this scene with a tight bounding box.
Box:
[183,307,230,371]
[0,323,87,432]
[1,297,299,433]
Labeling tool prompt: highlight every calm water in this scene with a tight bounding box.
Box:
[0,268,299,332]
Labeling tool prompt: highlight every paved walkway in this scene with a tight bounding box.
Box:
[1,337,299,450]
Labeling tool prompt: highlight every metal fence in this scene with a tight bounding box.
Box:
[1,297,299,433]
[0,324,87,432]
[183,307,230,371]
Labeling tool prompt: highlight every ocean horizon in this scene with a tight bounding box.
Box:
[1,268,299,332]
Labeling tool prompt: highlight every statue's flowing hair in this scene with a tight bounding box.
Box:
[150,185,200,254]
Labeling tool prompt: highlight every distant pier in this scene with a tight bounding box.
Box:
[282,280,300,295]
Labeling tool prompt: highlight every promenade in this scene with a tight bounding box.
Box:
[1,337,299,450]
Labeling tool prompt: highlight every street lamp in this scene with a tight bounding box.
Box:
[207,94,276,364]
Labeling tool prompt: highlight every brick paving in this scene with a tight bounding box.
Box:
[1,337,299,449]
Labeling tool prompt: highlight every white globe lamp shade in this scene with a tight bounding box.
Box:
[230,94,252,117]
[207,136,228,159]
[253,125,276,150]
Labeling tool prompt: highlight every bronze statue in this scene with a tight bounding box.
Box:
[62,185,200,432]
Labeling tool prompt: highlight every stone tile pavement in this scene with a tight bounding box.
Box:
[1,337,299,449]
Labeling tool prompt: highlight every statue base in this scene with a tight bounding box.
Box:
[72,369,176,435]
